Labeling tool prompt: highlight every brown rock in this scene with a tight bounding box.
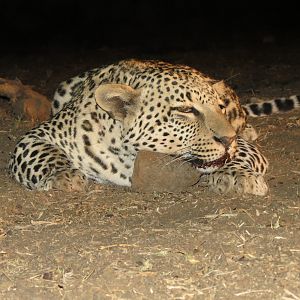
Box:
[131,151,200,193]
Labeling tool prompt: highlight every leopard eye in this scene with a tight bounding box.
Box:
[176,106,194,113]
[172,106,201,117]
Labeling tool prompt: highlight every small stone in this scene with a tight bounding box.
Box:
[131,151,200,193]
[42,271,53,280]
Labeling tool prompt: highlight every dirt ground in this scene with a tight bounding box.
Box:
[0,44,300,300]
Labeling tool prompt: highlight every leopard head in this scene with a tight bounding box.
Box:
[95,80,237,173]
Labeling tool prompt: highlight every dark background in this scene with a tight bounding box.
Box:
[2,0,300,53]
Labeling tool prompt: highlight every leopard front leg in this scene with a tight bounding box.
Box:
[45,168,88,192]
[9,135,88,192]
[200,137,269,196]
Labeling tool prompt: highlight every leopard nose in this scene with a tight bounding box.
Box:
[213,135,236,149]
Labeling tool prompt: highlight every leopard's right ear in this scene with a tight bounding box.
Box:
[95,84,141,121]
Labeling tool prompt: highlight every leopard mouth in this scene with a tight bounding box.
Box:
[186,152,230,173]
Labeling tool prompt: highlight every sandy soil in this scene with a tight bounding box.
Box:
[0,45,299,299]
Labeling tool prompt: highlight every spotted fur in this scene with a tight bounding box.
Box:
[200,137,269,195]
[9,59,272,195]
[243,95,300,117]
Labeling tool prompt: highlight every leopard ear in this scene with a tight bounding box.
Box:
[212,80,226,95]
[94,84,141,121]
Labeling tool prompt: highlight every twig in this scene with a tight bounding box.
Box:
[235,289,272,296]
[283,289,300,300]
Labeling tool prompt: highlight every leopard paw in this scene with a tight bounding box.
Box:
[240,124,258,141]
[49,169,88,192]
[201,171,268,196]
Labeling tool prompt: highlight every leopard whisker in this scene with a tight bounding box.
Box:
[163,154,186,166]
[152,146,192,166]
[178,156,198,167]
[153,153,186,168]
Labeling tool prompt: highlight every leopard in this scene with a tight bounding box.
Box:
[8,59,300,196]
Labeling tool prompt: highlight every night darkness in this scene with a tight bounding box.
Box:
[2,1,300,53]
